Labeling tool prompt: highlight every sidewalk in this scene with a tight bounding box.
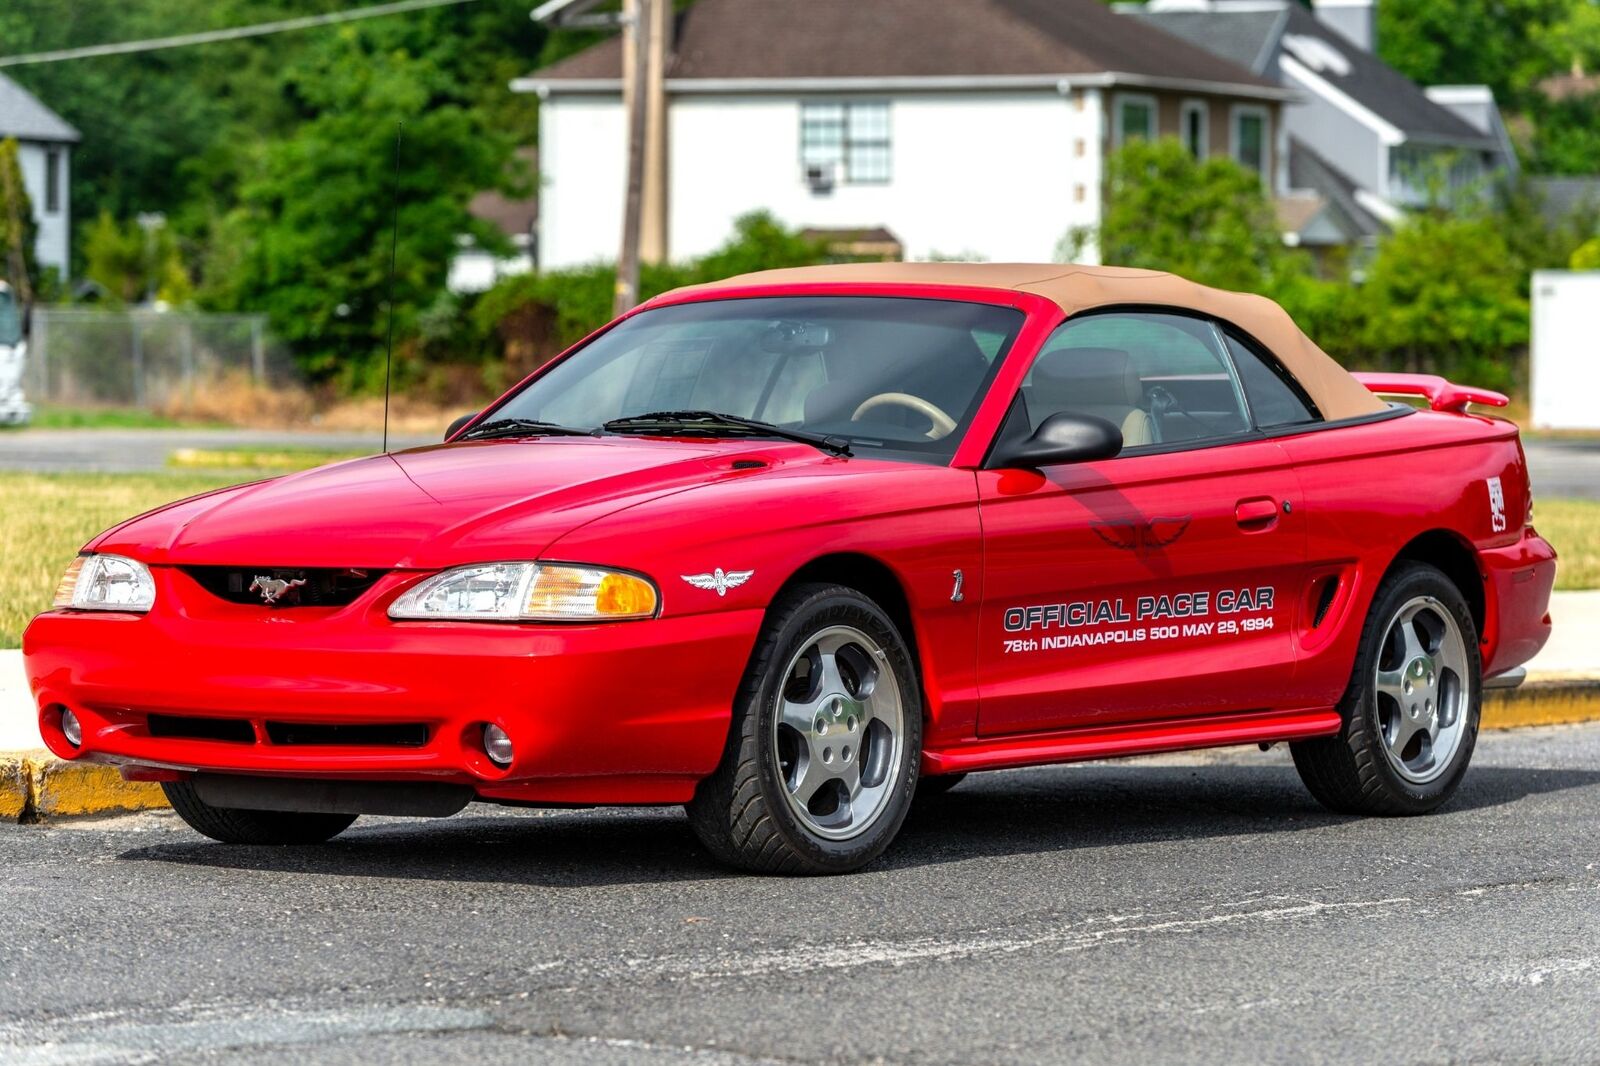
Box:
[4,591,1598,820]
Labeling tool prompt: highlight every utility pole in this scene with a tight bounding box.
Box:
[614,0,652,317]
[640,0,671,266]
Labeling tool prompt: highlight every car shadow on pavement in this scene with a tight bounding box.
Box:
[117,762,1600,888]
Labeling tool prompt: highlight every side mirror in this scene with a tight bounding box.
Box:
[445,411,478,441]
[991,412,1122,469]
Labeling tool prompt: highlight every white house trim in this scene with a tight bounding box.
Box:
[1279,52,1404,146]
[1353,187,1402,225]
[512,72,1297,102]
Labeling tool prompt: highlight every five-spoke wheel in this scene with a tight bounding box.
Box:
[774,626,905,840]
[1373,596,1470,785]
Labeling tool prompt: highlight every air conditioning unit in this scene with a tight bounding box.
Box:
[804,161,841,194]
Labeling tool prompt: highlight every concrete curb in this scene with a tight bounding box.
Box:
[2,678,1598,823]
[1482,675,1600,731]
[0,750,167,823]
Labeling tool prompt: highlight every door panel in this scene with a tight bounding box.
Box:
[976,440,1306,735]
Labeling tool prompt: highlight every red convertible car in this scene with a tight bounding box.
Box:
[25,264,1556,874]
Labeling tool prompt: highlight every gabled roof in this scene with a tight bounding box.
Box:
[1287,137,1385,240]
[1123,1,1491,146]
[0,73,79,144]
[520,0,1283,96]
[1113,2,1286,75]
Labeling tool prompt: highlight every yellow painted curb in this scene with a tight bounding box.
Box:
[0,750,168,822]
[1483,678,1600,730]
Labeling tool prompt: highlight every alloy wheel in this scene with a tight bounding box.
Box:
[1373,595,1472,785]
[772,625,906,841]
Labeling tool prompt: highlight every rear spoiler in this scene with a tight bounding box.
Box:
[1352,373,1509,414]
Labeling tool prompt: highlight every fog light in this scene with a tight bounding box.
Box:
[60,708,82,748]
[483,724,513,767]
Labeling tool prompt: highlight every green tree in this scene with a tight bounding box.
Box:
[83,211,192,305]
[1357,210,1528,389]
[1376,0,1570,102]
[203,37,515,386]
[1070,138,1311,292]
[0,138,38,300]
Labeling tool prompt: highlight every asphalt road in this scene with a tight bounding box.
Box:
[3,724,1598,1064]
[0,429,435,472]
[0,430,1595,498]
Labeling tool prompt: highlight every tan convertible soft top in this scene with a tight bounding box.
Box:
[667,263,1386,422]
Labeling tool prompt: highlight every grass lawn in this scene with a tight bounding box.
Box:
[0,474,1595,649]
[0,471,265,648]
[1538,498,1600,592]
[7,405,197,430]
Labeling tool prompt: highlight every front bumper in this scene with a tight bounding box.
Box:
[23,570,761,806]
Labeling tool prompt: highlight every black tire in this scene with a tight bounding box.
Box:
[1291,561,1481,816]
[916,772,967,798]
[162,780,358,845]
[686,583,923,875]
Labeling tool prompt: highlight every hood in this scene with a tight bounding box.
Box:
[93,437,820,569]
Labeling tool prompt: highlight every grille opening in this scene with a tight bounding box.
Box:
[1310,576,1340,628]
[147,713,255,744]
[184,567,386,608]
[264,721,430,748]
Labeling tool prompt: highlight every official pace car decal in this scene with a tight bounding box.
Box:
[1001,585,1277,653]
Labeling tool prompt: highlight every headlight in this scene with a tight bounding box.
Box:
[387,563,658,622]
[52,554,157,612]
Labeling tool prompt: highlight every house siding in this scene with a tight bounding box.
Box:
[14,141,70,280]
[538,89,1104,269]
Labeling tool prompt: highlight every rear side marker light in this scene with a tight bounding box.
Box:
[483,724,514,767]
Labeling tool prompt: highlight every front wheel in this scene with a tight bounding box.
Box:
[1291,562,1481,815]
[162,780,358,844]
[687,583,922,875]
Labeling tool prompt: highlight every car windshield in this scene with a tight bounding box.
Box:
[488,296,1024,463]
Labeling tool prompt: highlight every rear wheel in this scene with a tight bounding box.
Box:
[162,780,358,844]
[1291,562,1481,815]
[687,583,922,874]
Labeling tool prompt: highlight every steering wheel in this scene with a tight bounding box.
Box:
[851,393,958,439]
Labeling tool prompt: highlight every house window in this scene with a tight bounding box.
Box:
[1115,94,1157,147]
[800,101,891,186]
[1231,107,1268,176]
[1180,100,1208,160]
[44,150,60,214]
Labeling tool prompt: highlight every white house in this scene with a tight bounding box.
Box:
[1122,0,1515,253]
[513,0,1294,268]
[0,72,78,282]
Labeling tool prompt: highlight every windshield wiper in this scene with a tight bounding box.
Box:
[603,410,852,457]
[459,418,593,441]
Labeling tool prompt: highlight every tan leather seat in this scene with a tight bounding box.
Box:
[1028,346,1155,447]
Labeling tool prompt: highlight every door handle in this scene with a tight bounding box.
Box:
[1235,497,1280,531]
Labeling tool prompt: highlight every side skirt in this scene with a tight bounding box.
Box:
[922,707,1342,775]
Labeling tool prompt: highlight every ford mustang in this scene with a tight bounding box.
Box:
[24,264,1556,874]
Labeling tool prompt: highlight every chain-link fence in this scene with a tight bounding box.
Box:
[22,308,298,408]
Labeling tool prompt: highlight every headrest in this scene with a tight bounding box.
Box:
[1031,347,1143,408]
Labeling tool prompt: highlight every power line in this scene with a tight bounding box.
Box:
[0,0,483,68]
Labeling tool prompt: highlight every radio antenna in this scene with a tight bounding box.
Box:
[381,123,403,454]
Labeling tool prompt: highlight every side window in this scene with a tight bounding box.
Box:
[1021,311,1251,450]
[1224,332,1321,429]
